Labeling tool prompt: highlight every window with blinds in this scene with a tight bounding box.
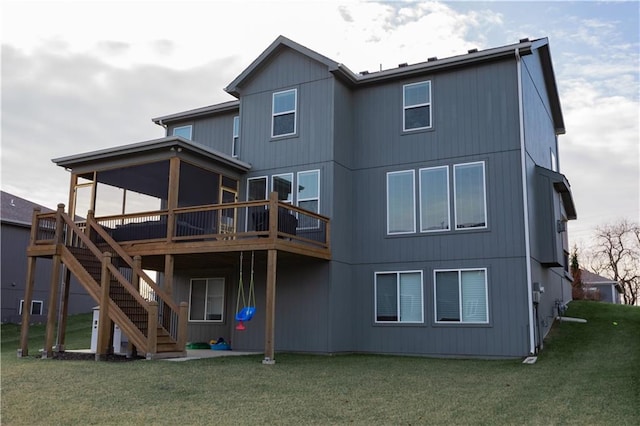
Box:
[434,269,488,323]
[375,271,423,323]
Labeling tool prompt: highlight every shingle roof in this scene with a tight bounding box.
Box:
[0,191,54,227]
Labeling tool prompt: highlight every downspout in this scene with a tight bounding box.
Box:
[516,48,537,355]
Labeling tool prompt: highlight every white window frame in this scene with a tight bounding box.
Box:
[19,299,43,315]
[550,149,557,172]
[271,173,294,203]
[232,116,240,157]
[188,278,225,322]
[172,125,192,140]
[271,88,297,138]
[403,81,432,132]
[419,166,450,233]
[375,271,424,324]
[453,161,487,230]
[433,268,489,324]
[296,170,320,230]
[387,170,416,235]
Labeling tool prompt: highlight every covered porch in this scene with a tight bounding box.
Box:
[19,137,330,363]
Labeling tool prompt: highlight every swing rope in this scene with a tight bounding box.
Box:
[235,251,245,317]
[235,251,256,328]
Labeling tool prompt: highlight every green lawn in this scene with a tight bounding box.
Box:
[2,301,639,425]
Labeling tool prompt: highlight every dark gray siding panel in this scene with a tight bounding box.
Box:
[1,223,94,323]
[333,80,355,168]
[353,61,520,171]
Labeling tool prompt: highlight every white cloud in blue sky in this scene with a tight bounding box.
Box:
[1,0,638,247]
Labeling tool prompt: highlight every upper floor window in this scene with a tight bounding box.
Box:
[375,271,423,323]
[434,269,488,324]
[420,166,450,232]
[173,125,192,140]
[403,81,432,131]
[297,170,320,228]
[387,161,487,235]
[453,162,487,229]
[272,89,297,137]
[387,170,416,234]
[189,278,224,322]
[272,173,294,203]
[232,116,240,157]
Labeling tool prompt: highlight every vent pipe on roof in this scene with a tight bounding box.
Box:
[398,62,408,68]
[360,70,369,75]
[428,57,438,62]
[519,38,530,43]
[468,48,478,54]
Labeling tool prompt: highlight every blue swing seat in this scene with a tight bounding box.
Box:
[235,306,256,322]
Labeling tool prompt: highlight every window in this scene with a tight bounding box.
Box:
[434,269,488,323]
[420,166,450,232]
[232,116,240,157]
[247,177,267,201]
[375,271,423,323]
[403,81,432,131]
[189,278,225,322]
[454,162,487,229]
[272,89,297,137]
[173,125,192,140]
[271,173,293,203]
[387,170,416,234]
[297,170,320,228]
[19,300,43,315]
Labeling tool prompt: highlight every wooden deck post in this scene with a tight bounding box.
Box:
[263,249,277,365]
[43,206,65,359]
[163,254,174,294]
[147,301,158,359]
[178,302,188,351]
[166,156,180,243]
[96,252,112,361]
[18,256,37,358]
[55,267,72,352]
[268,191,279,242]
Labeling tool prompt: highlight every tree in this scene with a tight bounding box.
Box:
[570,245,584,299]
[587,219,640,305]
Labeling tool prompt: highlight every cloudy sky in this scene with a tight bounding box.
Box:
[1,0,638,249]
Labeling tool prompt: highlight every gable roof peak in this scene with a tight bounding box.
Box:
[225,35,342,97]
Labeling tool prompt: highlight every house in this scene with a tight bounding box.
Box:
[1,191,93,324]
[576,269,622,304]
[19,35,576,361]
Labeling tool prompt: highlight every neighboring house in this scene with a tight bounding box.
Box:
[20,36,576,361]
[576,268,623,304]
[1,191,94,323]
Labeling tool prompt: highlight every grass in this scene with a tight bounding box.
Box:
[2,301,639,425]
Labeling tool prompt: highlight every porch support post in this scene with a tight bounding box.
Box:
[166,156,180,242]
[163,254,174,294]
[18,256,37,358]
[42,254,62,359]
[178,302,188,351]
[263,249,277,365]
[268,191,278,241]
[96,252,112,361]
[55,267,72,352]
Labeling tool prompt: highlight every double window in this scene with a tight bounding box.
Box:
[19,299,43,315]
[403,81,432,131]
[272,89,297,137]
[434,269,488,323]
[375,271,423,323]
[387,161,486,235]
[189,278,225,322]
[173,125,192,140]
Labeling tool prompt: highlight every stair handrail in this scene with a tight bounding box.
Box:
[84,211,180,314]
[59,213,155,310]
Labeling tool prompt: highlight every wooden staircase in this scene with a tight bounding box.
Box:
[55,211,187,359]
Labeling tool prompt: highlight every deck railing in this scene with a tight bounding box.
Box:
[79,194,330,251]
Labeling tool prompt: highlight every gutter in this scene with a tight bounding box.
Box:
[516,48,537,355]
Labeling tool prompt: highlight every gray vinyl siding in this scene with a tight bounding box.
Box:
[174,43,568,358]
